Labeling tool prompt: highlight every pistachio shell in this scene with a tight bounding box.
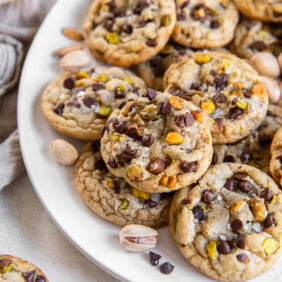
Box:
[60,50,90,73]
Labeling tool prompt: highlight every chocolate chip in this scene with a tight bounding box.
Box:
[22,270,36,282]
[211,71,229,91]
[231,219,244,234]
[95,159,107,170]
[180,161,199,173]
[113,7,125,17]
[146,199,158,208]
[213,93,226,105]
[146,88,156,100]
[126,124,142,141]
[185,113,195,127]
[240,152,252,163]
[107,0,116,9]
[264,212,275,228]
[181,0,190,9]
[236,254,248,263]
[120,146,138,162]
[201,190,216,203]
[115,88,126,99]
[210,19,220,29]
[267,110,276,117]
[251,41,266,51]
[118,101,126,109]
[169,87,184,96]
[66,97,80,108]
[260,187,273,202]
[157,101,172,115]
[92,82,105,91]
[229,107,243,120]
[149,251,162,266]
[82,97,95,107]
[233,172,248,181]
[146,38,157,47]
[113,119,127,134]
[92,140,101,153]
[53,103,65,115]
[223,155,235,162]
[181,199,191,205]
[215,118,224,131]
[175,115,186,128]
[0,258,12,270]
[103,17,114,32]
[192,206,205,221]
[108,157,117,168]
[133,0,149,14]
[132,87,140,95]
[141,134,154,147]
[160,262,174,274]
[243,89,252,98]
[147,158,167,174]
[120,23,133,33]
[150,58,165,77]
[63,77,75,90]
[211,153,217,165]
[35,275,46,282]
[224,178,235,191]
[231,235,246,249]
[274,11,282,17]
[239,180,253,193]
[217,240,231,254]
[258,133,271,146]
[177,13,186,21]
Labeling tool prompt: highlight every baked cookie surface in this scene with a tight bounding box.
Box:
[84,0,176,66]
[164,52,269,144]
[172,0,239,48]
[101,91,213,193]
[169,163,282,281]
[41,67,145,140]
[0,255,48,282]
[74,142,171,228]
[270,128,282,186]
[234,0,282,23]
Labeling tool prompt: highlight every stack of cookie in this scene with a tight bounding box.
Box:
[41,0,282,280]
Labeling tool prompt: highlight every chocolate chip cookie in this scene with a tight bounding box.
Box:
[74,142,171,227]
[164,52,269,144]
[172,0,239,48]
[41,66,145,140]
[101,91,213,193]
[270,128,282,186]
[0,255,48,282]
[229,19,282,59]
[234,0,282,23]
[169,163,282,281]
[213,104,282,174]
[84,0,176,67]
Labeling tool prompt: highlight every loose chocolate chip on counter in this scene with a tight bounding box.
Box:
[211,153,218,165]
[63,77,75,90]
[224,178,235,191]
[201,190,216,203]
[258,133,271,146]
[35,275,46,282]
[169,87,184,96]
[92,82,105,91]
[120,23,133,33]
[160,262,174,274]
[264,213,276,228]
[147,159,167,174]
[82,97,95,107]
[215,118,224,131]
[231,235,246,249]
[236,254,249,263]
[185,113,195,127]
[141,134,154,147]
[210,19,220,29]
[233,172,248,181]
[181,199,191,205]
[22,270,36,282]
[180,161,199,173]
[217,240,231,254]
[239,180,253,193]
[95,159,107,170]
[175,115,186,128]
[260,187,273,202]
[251,41,267,51]
[146,88,156,100]
[149,251,162,266]
[213,92,227,105]
[192,206,205,221]
[120,146,138,162]
[157,101,172,115]
[53,103,65,115]
[92,140,101,153]
[231,219,244,234]
[240,152,252,163]
[113,119,127,134]
[223,155,235,163]
[108,157,118,168]
[146,38,157,47]
[229,108,243,120]
[145,199,158,208]
[0,258,12,270]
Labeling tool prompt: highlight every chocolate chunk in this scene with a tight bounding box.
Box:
[169,87,184,96]
[191,83,201,90]
[240,152,252,163]
[103,17,114,32]
[120,23,133,33]
[118,101,126,109]
[0,258,12,270]
[66,97,80,108]
[141,134,154,147]
[121,146,138,162]
[181,199,191,205]
[210,19,220,29]
[146,88,156,100]
[185,113,195,127]
[147,159,167,174]
[251,41,266,51]
[126,124,142,141]
[95,159,107,170]
[180,161,199,173]
[35,275,46,282]
[133,0,149,14]
[107,0,116,9]
[22,270,36,282]
[146,199,158,208]
[63,77,75,90]
[113,119,127,134]
[231,235,246,249]
[53,103,65,115]
[274,11,282,17]
[157,101,172,115]
[160,262,174,274]
[177,13,186,21]
[233,172,248,180]
[236,254,248,263]
[243,89,252,98]
[213,93,227,105]
[92,140,101,153]
[211,153,217,165]
[201,190,216,203]
[215,118,224,131]
[264,212,275,228]
[146,38,157,47]
[175,115,186,128]
[211,71,229,90]
[150,58,165,77]
[260,187,273,202]
[115,88,126,99]
[258,133,271,146]
[149,251,162,266]
[217,240,231,254]
[238,180,253,193]
[267,110,276,117]
[181,0,190,9]
[82,97,95,107]
[92,82,105,91]
[223,155,235,162]
[192,206,205,221]
[231,219,244,234]
[108,157,117,168]
[229,107,243,120]
[224,178,235,191]
[113,7,125,17]
[138,20,147,28]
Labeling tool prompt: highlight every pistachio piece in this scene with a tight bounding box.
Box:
[97,73,109,83]
[192,110,203,122]
[161,14,171,26]
[262,238,280,255]
[120,199,128,210]
[132,187,150,200]
[251,82,266,98]
[169,96,184,110]
[106,177,116,189]
[126,166,143,181]
[206,240,217,259]
[194,53,211,64]
[160,175,177,187]
[249,197,267,222]
[119,224,158,252]
[201,100,215,114]
[166,132,183,145]
[98,105,111,117]
[140,105,161,121]
[123,77,134,84]
[0,259,12,273]
[236,101,248,110]
[75,72,90,79]
[105,32,121,44]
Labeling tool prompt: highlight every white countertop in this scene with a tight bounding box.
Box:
[0,172,119,282]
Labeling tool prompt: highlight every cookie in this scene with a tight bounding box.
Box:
[233,0,282,23]
[213,104,282,174]
[169,163,282,281]
[164,52,269,144]
[270,128,282,186]
[229,19,282,59]
[101,91,213,193]
[41,66,145,140]
[0,255,48,281]
[171,0,239,48]
[84,0,176,67]
[74,142,171,228]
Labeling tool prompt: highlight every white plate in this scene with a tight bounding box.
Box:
[18,0,282,281]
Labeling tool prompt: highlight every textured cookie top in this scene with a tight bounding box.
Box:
[165,52,269,144]
[234,0,282,22]
[0,255,48,282]
[84,0,176,66]
[172,0,239,48]
[41,67,145,140]
[74,142,171,228]
[101,91,213,193]
[230,19,282,59]
[270,128,282,186]
[170,163,282,281]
